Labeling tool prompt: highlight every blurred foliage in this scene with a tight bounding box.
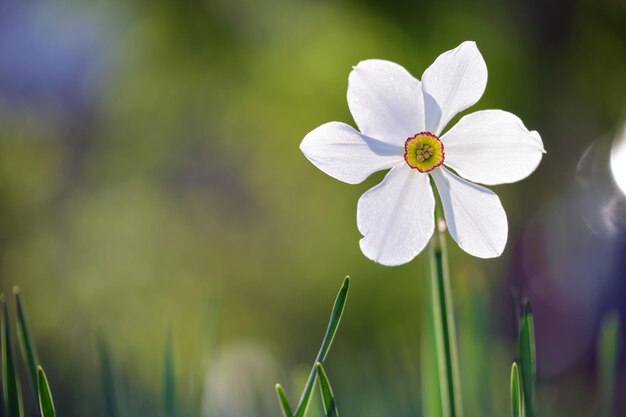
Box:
[0,0,624,416]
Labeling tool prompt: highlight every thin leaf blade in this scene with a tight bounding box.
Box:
[14,287,39,401]
[293,276,350,417]
[519,300,536,417]
[1,294,24,417]
[510,362,522,417]
[315,362,338,417]
[293,277,349,417]
[316,276,350,363]
[275,384,293,417]
[37,367,56,417]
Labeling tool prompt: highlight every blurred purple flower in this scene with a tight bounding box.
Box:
[0,1,113,110]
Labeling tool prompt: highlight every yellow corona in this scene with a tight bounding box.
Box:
[404,132,445,172]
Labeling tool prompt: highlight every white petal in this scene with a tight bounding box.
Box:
[348,59,424,146]
[357,164,435,265]
[422,41,488,135]
[431,167,507,258]
[441,110,545,185]
[300,122,403,184]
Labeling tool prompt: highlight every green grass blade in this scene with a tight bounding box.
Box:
[164,329,175,417]
[96,336,119,417]
[273,277,350,417]
[598,311,620,417]
[316,276,350,363]
[1,294,24,417]
[315,362,338,417]
[519,300,536,417]
[429,223,463,417]
[37,367,56,417]
[291,366,316,416]
[510,363,522,417]
[275,384,293,417]
[293,276,349,417]
[13,287,39,400]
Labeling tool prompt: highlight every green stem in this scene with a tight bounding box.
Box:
[430,219,463,417]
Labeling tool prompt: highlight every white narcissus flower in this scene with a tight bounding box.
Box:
[300,41,545,266]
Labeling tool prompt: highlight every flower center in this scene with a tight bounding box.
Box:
[404,132,445,172]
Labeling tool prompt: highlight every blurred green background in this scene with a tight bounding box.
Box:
[0,0,625,416]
